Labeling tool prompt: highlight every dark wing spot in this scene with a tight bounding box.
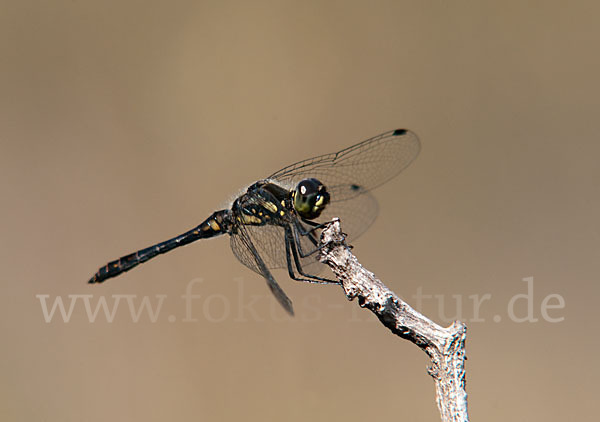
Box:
[350,184,361,191]
[393,128,407,136]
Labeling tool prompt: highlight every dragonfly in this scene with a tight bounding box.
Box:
[88,129,420,315]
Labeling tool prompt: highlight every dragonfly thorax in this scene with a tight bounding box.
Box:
[292,178,330,220]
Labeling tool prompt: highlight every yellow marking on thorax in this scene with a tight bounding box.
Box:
[262,201,278,213]
[241,214,262,225]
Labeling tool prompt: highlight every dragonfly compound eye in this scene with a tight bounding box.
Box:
[293,178,330,219]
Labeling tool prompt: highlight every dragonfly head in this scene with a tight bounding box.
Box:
[292,178,330,220]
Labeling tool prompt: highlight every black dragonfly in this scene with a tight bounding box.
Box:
[88,129,420,315]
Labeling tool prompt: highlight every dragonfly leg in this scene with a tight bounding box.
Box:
[295,217,328,236]
[284,226,338,285]
[293,219,331,259]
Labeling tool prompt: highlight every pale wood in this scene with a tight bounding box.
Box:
[318,219,469,422]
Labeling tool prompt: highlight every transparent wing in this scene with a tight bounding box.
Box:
[268,129,420,203]
[229,221,322,275]
[228,129,418,309]
[313,185,379,241]
[229,224,294,315]
[231,224,287,272]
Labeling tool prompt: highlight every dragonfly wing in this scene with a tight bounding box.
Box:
[230,224,287,270]
[268,129,420,203]
[229,224,294,315]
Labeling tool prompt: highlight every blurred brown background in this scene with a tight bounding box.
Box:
[1,1,598,420]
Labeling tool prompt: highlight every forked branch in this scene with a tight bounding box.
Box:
[318,219,469,422]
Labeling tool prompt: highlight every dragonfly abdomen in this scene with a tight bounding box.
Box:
[88,210,230,284]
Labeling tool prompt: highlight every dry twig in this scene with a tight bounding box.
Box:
[318,219,469,422]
